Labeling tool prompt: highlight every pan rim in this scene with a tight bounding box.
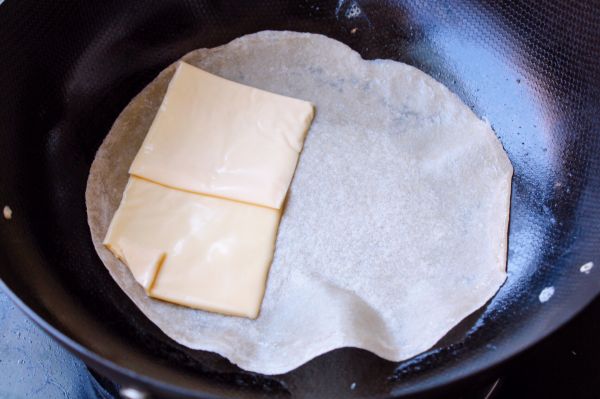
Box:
[2,277,598,398]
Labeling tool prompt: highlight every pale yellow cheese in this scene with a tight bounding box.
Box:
[103,177,281,318]
[129,62,314,209]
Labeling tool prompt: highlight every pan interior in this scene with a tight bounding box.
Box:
[0,1,599,398]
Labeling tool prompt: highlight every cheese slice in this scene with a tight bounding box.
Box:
[129,62,315,209]
[103,177,281,318]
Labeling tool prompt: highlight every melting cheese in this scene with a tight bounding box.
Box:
[129,61,314,209]
[105,62,314,318]
[104,177,281,318]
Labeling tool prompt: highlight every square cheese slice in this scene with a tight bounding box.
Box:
[103,177,281,319]
[129,62,315,209]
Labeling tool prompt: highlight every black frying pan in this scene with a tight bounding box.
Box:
[1,1,599,398]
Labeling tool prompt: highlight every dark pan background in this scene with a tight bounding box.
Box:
[0,1,599,398]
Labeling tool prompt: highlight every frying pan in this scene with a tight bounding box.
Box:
[1,0,599,397]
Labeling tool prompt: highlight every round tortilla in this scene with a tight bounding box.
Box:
[86,31,513,374]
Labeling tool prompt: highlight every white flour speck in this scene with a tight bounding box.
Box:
[3,205,12,220]
[350,382,357,390]
[579,262,594,274]
[539,287,555,303]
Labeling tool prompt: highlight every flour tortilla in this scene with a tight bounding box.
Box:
[86,31,513,374]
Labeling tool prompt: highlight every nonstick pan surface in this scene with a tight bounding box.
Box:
[1,1,600,398]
